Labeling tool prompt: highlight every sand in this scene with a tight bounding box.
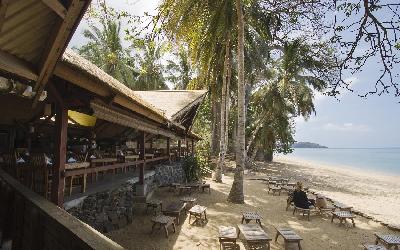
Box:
[274,157,400,226]
[106,160,399,250]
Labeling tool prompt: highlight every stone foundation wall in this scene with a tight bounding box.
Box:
[154,163,184,186]
[68,184,135,233]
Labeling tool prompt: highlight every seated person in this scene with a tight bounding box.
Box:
[293,182,314,209]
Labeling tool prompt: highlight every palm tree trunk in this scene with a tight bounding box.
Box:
[215,37,231,182]
[228,0,245,204]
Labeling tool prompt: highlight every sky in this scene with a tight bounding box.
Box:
[69,0,400,148]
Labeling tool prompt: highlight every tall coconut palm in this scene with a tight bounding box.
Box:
[76,19,137,87]
[227,0,245,203]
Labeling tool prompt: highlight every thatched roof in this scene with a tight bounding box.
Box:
[61,49,167,120]
[134,90,207,120]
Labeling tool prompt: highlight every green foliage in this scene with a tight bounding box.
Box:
[181,155,201,182]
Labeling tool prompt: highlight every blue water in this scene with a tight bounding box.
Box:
[278,148,400,175]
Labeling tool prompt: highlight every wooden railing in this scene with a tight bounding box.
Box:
[0,168,124,250]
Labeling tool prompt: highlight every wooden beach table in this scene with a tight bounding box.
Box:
[150,215,176,238]
[331,211,356,227]
[218,226,237,249]
[274,228,303,250]
[163,202,186,224]
[374,233,400,250]
[241,211,263,226]
[178,186,192,195]
[363,244,388,250]
[188,205,207,224]
[237,224,272,250]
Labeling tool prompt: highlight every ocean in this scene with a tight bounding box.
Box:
[277,148,400,175]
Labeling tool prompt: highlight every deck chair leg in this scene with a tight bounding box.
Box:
[164,225,169,238]
[275,232,279,242]
[298,242,302,250]
[151,222,156,234]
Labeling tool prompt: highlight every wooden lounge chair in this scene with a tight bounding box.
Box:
[218,226,238,250]
[275,228,303,250]
[331,211,355,227]
[162,202,186,224]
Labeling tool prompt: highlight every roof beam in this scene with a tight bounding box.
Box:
[0,49,38,81]
[32,0,91,107]
[0,0,10,33]
[42,0,67,19]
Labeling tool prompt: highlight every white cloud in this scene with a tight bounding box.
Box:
[343,76,359,87]
[322,122,371,132]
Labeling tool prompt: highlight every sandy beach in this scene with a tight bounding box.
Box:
[273,157,400,226]
[106,160,399,250]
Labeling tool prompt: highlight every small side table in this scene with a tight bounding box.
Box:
[150,215,176,238]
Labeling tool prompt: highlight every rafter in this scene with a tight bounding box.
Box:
[0,0,10,33]
[32,0,91,107]
[42,0,67,19]
[0,49,38,81]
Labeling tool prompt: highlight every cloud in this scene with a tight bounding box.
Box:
[322,122,371,132]
[343,76,359,87]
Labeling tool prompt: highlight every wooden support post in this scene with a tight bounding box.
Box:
[139,131,145,185]
[192,139,195,156]
[166,138,171,163]
[186,139,189,157]
[51,104,67,206]
[178,140,181,160]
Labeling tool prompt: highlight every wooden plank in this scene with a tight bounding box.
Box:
[0,0,10,33]
[0,49,38,81]
[33,0,90,106]
[42,0,67,19]
[64,161,145,177]
[50,105,67,206]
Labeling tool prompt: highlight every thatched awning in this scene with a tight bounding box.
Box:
[134,90,207,131]
[90,100,177,139]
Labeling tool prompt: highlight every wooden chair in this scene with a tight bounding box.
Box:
[30,153,52,200]
[66,153,87,196]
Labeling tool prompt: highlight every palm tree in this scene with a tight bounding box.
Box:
[165,46,193,90]
[134,39,169,90]
[227,0,245,203]
[246,39,335,163]
[75,19,137,87]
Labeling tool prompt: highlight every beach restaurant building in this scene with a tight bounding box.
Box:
[0,1,206,249]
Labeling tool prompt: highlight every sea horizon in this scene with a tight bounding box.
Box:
[278,147,400,176]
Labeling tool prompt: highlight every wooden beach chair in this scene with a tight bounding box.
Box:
[162,201,187,225]
[293,206,315,221]
[150,215,176,238]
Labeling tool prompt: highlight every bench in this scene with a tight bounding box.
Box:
[275,228,303,250]
[150,215,176,238]
[237,224,272,250]
[268,186,282,196]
